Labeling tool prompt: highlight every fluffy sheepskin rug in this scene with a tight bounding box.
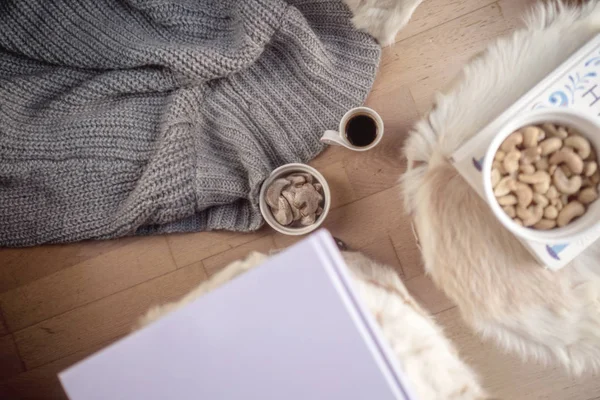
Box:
[401,0,600,375]
[138,251,489,400]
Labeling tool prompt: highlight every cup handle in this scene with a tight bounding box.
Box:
[320,130,346,147]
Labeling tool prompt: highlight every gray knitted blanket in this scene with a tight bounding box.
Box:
[0,0,380,247]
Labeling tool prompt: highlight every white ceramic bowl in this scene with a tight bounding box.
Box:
[483,108,600,244]
[259,163,331,236]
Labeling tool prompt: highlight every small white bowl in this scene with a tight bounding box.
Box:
[483,108,600,244]
[259,163,331,236]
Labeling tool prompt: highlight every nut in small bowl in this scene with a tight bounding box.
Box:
[259,163,331,236]
[483,109,600,244]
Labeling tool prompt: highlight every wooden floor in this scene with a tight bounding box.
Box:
[1,1,599,399]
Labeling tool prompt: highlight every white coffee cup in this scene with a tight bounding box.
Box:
[320,107,384,151]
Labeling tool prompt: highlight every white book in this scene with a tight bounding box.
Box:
[59,230,415,400]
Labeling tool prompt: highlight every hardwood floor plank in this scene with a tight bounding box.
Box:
[342,87,417,199]
[0,237,138,294]
[373,4,513,113]
[309,144,349,170]
[403,275,454,315]
[436,307,600,399]
[317,161,357,209]
[0,339,118,400]
[357,234,404,277]
[0,236,176,332]
[273,185,406,250]
[389,223,424,280]
[0,335,23,380]
[13,262,207,369]
[166,228,269,269]
[396,0,497,42]
[0,310,8,336]
[202,236,276,276]
[498,0,540,27]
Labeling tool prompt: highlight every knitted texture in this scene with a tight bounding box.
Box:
[0,0,380,246]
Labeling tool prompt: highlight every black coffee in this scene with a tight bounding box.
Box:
[345,114,377,147]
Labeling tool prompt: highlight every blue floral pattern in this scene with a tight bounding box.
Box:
[531,51,600,110]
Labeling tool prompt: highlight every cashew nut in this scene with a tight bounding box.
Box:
[546,185,559,199]
[514,182,533,207]
[503,150,521,174]
[584,161,597,177]
[532,192,549,208]
[541,123,567,139]
[549,148,584,174]
[560,165,573,178]
[522,126,544,147]
[535,157,549,171]
[491,168,501,188]
[534,180,550,194]
[578,187,598,204]
[520,146,541,165]
[494,150,506,162]
[544,205,558,220]
[518,171,550,185]
[502,205,516,218]
[553,167,582,195]
[520,164,536,175]
[500,132,524,152]
[513,218,523,226]
[539,137,563,155]
[516,205,544,227]
[551,197,564,211]
[497,194,518,206]
[557,201,585,227]
[592,171,600,185]
[494,176,516,197]
[492,160,506,175]
[564,135,591,160]
[534,219,556,230]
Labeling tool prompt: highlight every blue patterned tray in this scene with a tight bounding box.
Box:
[452,34,600,270]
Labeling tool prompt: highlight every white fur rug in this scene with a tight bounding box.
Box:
[139,251,489,400]
[401,1,600,375]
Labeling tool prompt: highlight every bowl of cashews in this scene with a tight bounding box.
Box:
[483,108,600,243]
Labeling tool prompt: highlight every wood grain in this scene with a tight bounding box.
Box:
[0,311,8,337]
[317,161,357,209]
[0,237,137,294]
[343,87,418,199]
[395,0,497,42]
[403,275,454,314]
[357,234,404,277]
[14,262,207,369]
[0,339,118,400]
[374,3,513,113]
[437,307,600,400]
[0,335,23,380]
[498,0,540,25]
[165,228,269,269]
[202,236,276,276]
[0,236,176,332]
[389,223,424,279]
[272,185,406,249]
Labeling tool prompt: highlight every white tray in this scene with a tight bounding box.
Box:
[451,34,600,270]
